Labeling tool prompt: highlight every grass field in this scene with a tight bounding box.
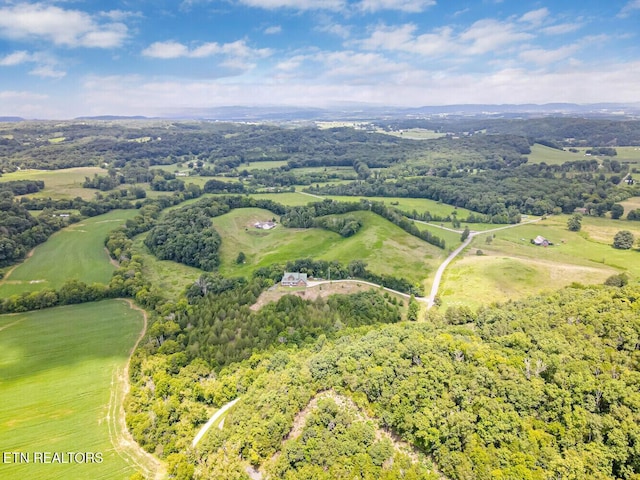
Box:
[245,160,289,170]
[526,144,581,164]
[620,196,640,213]
[132,234,203,299]
[210,208,445,285]
[0,210,138,297]
[378,128,445,140]
[321,194,477,220]
[0,300,144,480]
[0,167,106,200]
[439,214,640,309]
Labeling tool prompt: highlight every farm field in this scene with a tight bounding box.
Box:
[378,127,445,140]
[439,214,640,308]
[0,209,138,297]
[526,143,581,164]
[321,194,477,219]
[210,208,445,285]
[0,167,106,200]
[0,300,144,480]
[245,160,289,170]
[620,196,640,213]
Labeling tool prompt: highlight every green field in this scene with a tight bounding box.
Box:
[0,210,138,297]
[0,167,106,200]
[620,196,640,213]
[245,160,289,170]
[439,214,640,309]
[211,208,445,285]
[526,144,640,167]
[132,234,203,299]
[0,300,144,480]
[321,194,477,220]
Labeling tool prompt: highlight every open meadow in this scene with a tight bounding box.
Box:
[0,167,106,200]
[0,300,144,480]
[0,209,138,297]
[210,208,445,285]
[439,214,640,309]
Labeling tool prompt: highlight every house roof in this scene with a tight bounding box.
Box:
[281,272,308,282]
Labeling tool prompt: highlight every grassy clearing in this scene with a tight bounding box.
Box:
[0,167,106,200]
[248,192,316,206]
[526,144,581,164]
[132,234,203,299]
[245,160,289,170]
[620,196,640,213]
[0,300,143,480]
[614,146,640,165]
[0,210,138,297]
[321,194,476,219]
[438,215,640,309]
[378,128,445,140]
[212,208,443,285]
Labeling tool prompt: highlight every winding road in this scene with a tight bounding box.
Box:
[423,217,543,308]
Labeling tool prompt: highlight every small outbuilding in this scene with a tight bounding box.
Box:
[532,235,551,247]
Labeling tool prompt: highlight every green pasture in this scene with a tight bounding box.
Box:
[132,234,203,299]
[614,146,640,165]
[321,195,477,219]
[211,208,443,285]
[290,166,356,176]
[438,215,640,309]
[526,144,581,164]
[245,160,289,170]
[0,210,138,297]
[247,192,316,206]
[0,300,143,480]
[0,167,106,200]
[620,196,640,213]
[378,128,445,140]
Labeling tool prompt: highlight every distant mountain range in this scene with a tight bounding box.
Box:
[2,103,640,122]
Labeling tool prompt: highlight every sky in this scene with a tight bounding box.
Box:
[0,0,639,118]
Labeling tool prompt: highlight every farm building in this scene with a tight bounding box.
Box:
[281,272,308,287]
[254,221,277,230]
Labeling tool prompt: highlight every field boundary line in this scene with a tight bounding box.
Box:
[109,299,166,480]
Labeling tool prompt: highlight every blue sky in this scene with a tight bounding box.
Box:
[0,0,639,118]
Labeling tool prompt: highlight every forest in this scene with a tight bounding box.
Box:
[126,282,640,480]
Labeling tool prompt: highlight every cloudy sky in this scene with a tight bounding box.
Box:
[1,0,639,118]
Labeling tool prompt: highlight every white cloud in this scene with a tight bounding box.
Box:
[0,51,33,66]
[357,0,436,13]
[618,0,640,18]
[142,41,189,59]
[29,64,66,79]
[0,90,49,100]
[519,8,549,26]
[359,19,533,58]
[143,40,271,60]
[75,61,640,117]
[460,19,534,55]
[519,44,580,66]
[236,0,345,11]
[0,50,66,78]
[541,23,582,35]
[264,25,282,34]
[0,3,128,48]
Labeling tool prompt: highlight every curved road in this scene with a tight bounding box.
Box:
[192,398,241,447]
[425,218,543,308]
